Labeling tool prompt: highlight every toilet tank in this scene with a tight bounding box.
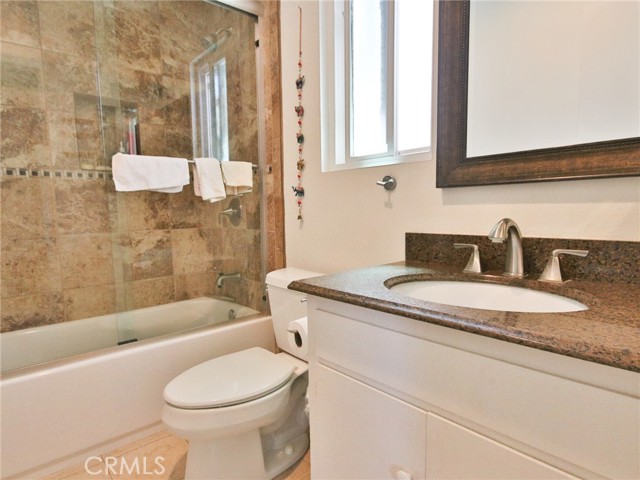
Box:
[265,268,323,358]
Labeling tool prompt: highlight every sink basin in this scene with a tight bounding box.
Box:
[389,281,588,313]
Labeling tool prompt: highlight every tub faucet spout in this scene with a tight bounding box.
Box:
[217,272,241,288]
[488,218,524,277]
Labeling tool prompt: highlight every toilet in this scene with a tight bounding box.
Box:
[161,268,322,480]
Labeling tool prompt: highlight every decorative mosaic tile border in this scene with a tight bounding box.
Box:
[1,167,113,181]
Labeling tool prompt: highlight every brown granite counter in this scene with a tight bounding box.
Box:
[290,262,640,372]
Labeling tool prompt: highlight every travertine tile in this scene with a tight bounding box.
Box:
[43,455,110,480]
[73,94,105,166]
[246,229,263,281]
[158,1,205,81]
[107,430,172,456]
[173,272,218,301]
[0,42,45,109]
[0,105,50,168]
[105,431,188,480]
[0,293,64,333]
[169,188,217,230]
[171,228,214,275]
[161,76,191,132]
[38,1,96,59]
[47,110,80,170]
[113,1,162,75]
[42,431,309,480]
[63,284,116,322]
[116,67,163,125]
[115,190,172,232]
[244,191,262,230]
[59,234,114,289]
[0,0,41,48]
[55,180,111,234]
[137,123,166,157]
[158,0,211,63]
[163,127,191,159]
[120,276,176,311]
[42,50,97,113]
[119,230,173,282]
[1,236,61,298]
[1,176,57,240]
[223,226,249,263]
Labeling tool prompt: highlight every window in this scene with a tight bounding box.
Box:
[196,58,229,161]
[320,0,434,171]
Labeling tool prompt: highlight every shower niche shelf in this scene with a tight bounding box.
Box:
[74,93,140,171]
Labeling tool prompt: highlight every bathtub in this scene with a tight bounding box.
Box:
[1,297,260,373]
[0,298,275,479]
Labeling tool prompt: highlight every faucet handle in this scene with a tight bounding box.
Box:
[454,243,482,274]
[539,249,589,283]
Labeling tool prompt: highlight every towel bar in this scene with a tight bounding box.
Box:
[188,160,258,173]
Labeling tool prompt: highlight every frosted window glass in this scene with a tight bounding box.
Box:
[350,0,389,158]
[397,0,432,152]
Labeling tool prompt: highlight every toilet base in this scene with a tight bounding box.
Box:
[185,430,308,480]
[264,432,309,479]
[174,372,309,480]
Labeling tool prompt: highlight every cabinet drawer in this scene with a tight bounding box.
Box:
[311,304,639,479]
[426,413,577,479]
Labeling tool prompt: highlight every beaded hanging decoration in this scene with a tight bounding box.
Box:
[293,6,305,221]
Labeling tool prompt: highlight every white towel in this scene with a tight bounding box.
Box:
[112,153,190,193]
[221,161,253,196]
[193,158,226,203]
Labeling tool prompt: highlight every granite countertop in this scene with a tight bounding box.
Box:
[290,262,640,372]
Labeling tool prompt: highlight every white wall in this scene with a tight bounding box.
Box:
[280,1,640,275]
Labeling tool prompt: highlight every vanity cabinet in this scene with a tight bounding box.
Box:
[312,364,427,479]
[307,298,639,480]
[312,363,575,480]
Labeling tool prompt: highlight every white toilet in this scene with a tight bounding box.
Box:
[161,268,322,480]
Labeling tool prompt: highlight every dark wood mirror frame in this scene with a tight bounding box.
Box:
[436,0,640,188]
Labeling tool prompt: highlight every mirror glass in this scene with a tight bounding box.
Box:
[467,1,639,158]
[435,0,640,188]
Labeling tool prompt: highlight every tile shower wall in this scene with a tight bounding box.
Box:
[1,1,265,333]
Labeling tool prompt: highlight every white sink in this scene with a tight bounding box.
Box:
[389,280,588,313]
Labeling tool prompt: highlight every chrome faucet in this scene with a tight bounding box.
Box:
[488,218,524,277]
[217,272,241,288]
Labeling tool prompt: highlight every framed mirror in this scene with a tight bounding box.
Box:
[436,1,640,188]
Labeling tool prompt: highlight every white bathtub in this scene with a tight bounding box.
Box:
[0,298,275,479]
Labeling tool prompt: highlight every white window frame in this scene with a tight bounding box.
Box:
[320,0,433,172]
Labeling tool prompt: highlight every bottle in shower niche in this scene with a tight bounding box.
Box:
[123,106,140,155]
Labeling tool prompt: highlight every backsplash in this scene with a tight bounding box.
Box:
[406,233,640,284]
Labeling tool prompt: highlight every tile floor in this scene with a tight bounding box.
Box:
[43,430,310,480]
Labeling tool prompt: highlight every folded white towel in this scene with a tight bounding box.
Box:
[112,153,190,193]
[193,158,226,203]
[221,161,253,196]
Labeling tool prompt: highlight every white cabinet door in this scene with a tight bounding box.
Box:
[426,413,578,479]
[310,364,427,480]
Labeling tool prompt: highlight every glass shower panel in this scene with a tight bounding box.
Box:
[0,0,265,371]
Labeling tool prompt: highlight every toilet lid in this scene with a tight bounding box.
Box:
[163,347,295,409]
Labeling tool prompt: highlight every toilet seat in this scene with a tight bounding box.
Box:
[164,347,295,409]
